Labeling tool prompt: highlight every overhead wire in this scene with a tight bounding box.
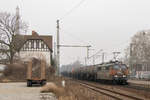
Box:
[104,38,131,54]
[88,49,103,59]
[59,0,86,20]
[60,28,91,45]
[59,0,92,47]
[58,0,132,65]
[86,38,131,65]
[101,38,131,62]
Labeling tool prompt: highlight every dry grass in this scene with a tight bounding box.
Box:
[40,82,78,100]
[1,78,11,83]
[3,63,27,80]
[41,83,65,97]
[1,58,55,82]
[65,81,101,100]
[40,77,103,100]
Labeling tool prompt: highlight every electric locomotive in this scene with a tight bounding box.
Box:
[96,61,129,84]
[71,61,129,85]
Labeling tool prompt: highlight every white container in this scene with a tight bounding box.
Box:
[62,80,65,87]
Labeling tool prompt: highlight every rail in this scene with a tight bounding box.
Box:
[78,80,143,100]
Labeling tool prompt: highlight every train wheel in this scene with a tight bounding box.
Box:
[41,81,46,86]
[27,80,32,87]
[29,81,32,87]
[112,80,116,85]
[27,81,29,87]
[124,81,128,85]
[94,75,97,81]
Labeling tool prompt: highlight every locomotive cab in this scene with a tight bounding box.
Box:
[112,64,128,84]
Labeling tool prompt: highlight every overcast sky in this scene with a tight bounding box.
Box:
[1,0,150,65]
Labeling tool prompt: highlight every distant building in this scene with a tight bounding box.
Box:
[0,59,9,64]
[131,64,150,79]
[18,31,53,66]
[0,64,6,77]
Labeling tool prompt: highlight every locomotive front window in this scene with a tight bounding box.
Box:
[121,65,127,69]
[113,65,119,69]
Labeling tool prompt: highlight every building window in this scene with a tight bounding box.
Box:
[25,41,29,49]
[46,46,49,51]
[41,41,44,49]
[31,40,34,49]
[36,40,39,49]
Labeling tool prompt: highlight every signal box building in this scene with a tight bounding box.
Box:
[18,31,53,66]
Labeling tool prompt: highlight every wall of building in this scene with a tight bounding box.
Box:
[18,39,52,66]
[19,51,51,66]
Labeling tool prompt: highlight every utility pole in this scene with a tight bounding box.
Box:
[54,42,56,59]
[85,57,87,65]
[56,20,60,76]
[87,49,103,65]
[102,52,105,63]
[87,47,94,59]
[93,56,95,65]
[87,46,90,59]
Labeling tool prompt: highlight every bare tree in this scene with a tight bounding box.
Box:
[60,60,83,73]
[125,30,150,72]
[0,12,28,64]
[131,31,150,64]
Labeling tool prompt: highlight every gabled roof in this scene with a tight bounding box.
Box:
[21,31,53,52]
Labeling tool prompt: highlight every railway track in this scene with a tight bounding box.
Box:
[77,80,144,100]
[125,83,150,92]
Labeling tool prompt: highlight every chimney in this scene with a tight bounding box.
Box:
[32,30,38,36]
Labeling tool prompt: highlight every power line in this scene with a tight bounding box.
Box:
[102,38,131,58]
[61,29,91,45]
[88,49,103,59]
[59,0,86,20]
[59,45,91,48]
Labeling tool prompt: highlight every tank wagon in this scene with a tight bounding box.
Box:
[63,61,129,84]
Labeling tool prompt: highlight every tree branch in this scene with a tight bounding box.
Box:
[0,49,11,61]
[0,27,11,43]
[0,40,10,46]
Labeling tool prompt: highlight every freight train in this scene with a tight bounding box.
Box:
[62,61,129,85]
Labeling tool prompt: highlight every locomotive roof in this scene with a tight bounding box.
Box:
[93,61,123,67]
[97,63,114,67]
[83,61,124,68]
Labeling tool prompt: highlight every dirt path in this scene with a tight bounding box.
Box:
[0,82,57,100]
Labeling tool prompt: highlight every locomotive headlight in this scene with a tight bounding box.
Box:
[114,75,118,77]
[123,75,126,77]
